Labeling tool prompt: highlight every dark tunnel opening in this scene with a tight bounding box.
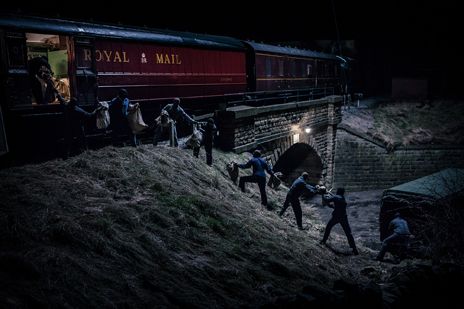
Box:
[273,143,323,186]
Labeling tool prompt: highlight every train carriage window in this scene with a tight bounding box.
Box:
[306,64,312,77]
[320,63,324,77]
[26,33,71,105]
[6,36,26,68]
[278,60,284,77]
[265,57,272,77]
[76,46,92,69]
[295,60,301,77]
[289,60,296,77]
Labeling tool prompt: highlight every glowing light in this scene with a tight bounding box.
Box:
[305,127,311,133]
[291,125,300,132]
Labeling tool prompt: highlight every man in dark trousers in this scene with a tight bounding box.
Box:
[375,212,411,262]
[63,98,98,157]
[320,188,359,255]
[108,88,137,147]
[202,118,216,166]
[56,94,99,158]
[237,149,274,210]
[279,172,317,230]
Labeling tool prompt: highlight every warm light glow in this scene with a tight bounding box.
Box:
[305,127,311,133]
[291,125,300,132]
[293,133,300,144]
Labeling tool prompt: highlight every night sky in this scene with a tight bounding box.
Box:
[2,0,462,96]
[3,2,458,40]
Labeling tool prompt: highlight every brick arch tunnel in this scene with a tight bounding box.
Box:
[273,143,324,186]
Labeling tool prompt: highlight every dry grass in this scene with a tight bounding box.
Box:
[0,145,415,308]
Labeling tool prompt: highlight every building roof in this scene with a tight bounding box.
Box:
[245,41,338,60]
[0,14,244,50]
[384,168,464,200]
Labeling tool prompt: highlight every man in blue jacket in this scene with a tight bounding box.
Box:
[375,212,411,262]
[108,88,137,147]
[279,172,316,230]
[237,150,274,209]
[320,188,359,255]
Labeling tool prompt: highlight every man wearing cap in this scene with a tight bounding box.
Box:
[375,212,411,262]
[154,97,197,147]
[320,188,359,255]
[237,150,274,209]
[279,172,317,230]
[108,88,137,147]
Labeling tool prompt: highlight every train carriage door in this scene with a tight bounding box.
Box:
[73,37,97,105]
[0,30,31,155]
[244,44,256,92]
[0,31,31,108]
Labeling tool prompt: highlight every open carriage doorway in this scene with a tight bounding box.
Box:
[26,32,71,105]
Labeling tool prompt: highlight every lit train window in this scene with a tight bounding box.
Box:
[306,64,312,76]
[26,33,71,105]
[265,58,272,77]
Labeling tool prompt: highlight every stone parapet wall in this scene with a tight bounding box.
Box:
[216,96,343,187]
[217,96,341,151]
[333,126,464,191]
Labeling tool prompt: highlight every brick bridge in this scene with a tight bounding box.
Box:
[216,95,343,187]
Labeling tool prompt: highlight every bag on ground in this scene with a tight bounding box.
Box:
[268,172,283,189]
[226,161,239,183]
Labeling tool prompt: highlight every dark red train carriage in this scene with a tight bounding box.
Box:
[0,15,247,162]
[85,39,246,102]
[244,41,341,92]
[0,14,345,163]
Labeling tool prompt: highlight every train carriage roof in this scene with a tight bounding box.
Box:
[383,168,464,200]
[0,15,245,50]
[245,41,339,60]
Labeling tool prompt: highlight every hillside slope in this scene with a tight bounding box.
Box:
[1,145,374,308]
[342,100,464,148]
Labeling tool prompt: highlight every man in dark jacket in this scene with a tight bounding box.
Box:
[108,88,137,147]
[202,118,217,166]
[237,150,274,209]
[279,172,316,230]
[29,56,56,105]
[375,212,411,262]
[57,95,98,158]
[320,188,359,255]
[153,97,197,147]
